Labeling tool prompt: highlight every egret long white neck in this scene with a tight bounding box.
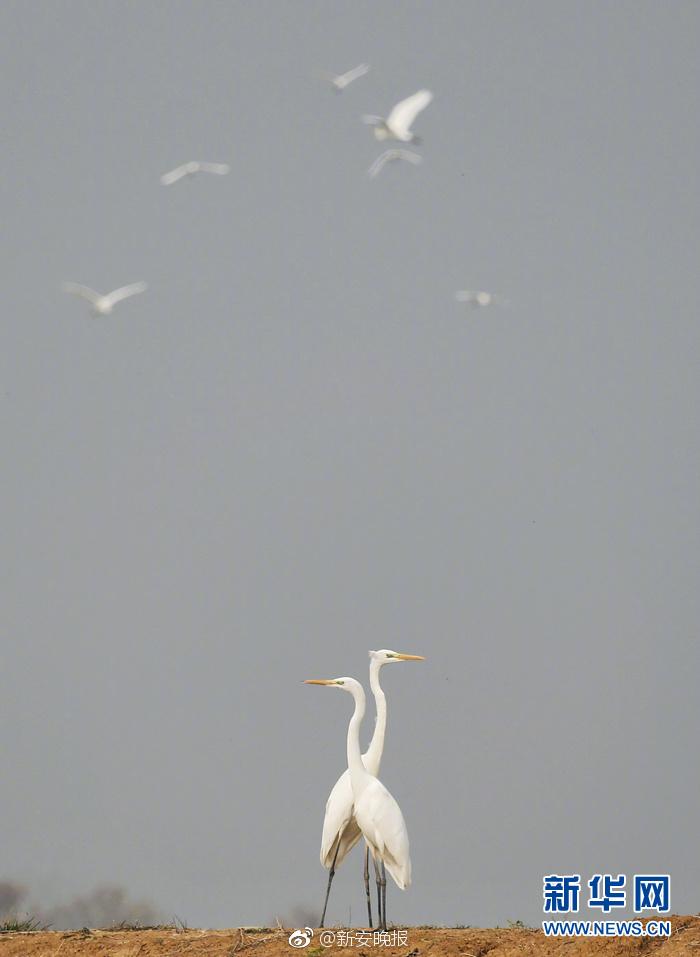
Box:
[364,659,386,772]
[346,680,370,796]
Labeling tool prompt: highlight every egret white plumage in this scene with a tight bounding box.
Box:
[160,161,230,186]
[322,63,370,92]
[456,289,509,309]
[306,664,418,930]
[316,650,423,928]
[362,89,433,142]
[62,281,148,316]
[368,149,422,179]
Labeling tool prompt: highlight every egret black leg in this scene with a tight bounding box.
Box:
[320,843,340,928]
[380,861,387,930]
[373,854,383,930]
[363,845,373,928]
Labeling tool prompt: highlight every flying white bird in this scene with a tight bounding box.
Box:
[62,281,148,316]
[321,63,370,92]
[160,161,230,186]
[368,149,422,179]
[306,675,413,931]
[363,89,433,142]
[456,290,509,309]
[316,651,423,927]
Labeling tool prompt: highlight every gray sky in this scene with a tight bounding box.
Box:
[2,0,699,930]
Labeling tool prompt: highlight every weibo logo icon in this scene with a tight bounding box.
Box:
[288,927,313,948]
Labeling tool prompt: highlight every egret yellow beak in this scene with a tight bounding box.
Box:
[394,653,425,661]
[304,679,336,685]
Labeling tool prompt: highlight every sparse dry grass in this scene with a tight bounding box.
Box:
[0,916,48,934]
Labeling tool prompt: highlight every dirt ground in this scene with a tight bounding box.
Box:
[1,918,699,957]
[0,917,700,957]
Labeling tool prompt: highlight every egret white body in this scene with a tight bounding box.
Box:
[160,161,230,185]
[363,89,433,143]
[62,281,148,316]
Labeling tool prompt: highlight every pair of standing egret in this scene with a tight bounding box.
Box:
[305,649,424,930]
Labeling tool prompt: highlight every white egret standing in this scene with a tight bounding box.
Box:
[368,149,422,179]
[362,89,433,143]
[62,281,147,316]
[315,651,423,927]
[305,676,412,931]
[160,161,230,186]
[320,63,370,92]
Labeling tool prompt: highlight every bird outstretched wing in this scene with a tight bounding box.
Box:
[198,162,230,176]
[367,149,423,178]
[62,282,101,306]
[103,282,148,307]
[160,163,192,185]
[335,63,370,89]
[395,149,422,165]
[386,89,433,138]
[368,152,394,178]
[368,149,422,178]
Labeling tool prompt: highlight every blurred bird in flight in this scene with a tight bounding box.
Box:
[160,161,230,186]
[321,63,370,92]
[455,290,509,309]
[363,89,433,142]
[368,148,422,178]
[62,281,148,316]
